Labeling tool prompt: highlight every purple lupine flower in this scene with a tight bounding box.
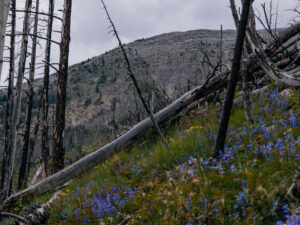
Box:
[289,114,297,126]
[188,156,194,165]
[282,204,289,215]
[61,213,67,220]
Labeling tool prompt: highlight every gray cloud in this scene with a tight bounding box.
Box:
[0,0,299,85]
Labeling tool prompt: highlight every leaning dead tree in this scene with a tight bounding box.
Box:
[18,0,40,190]
[3,12,300,209]
[0,0,10,78]
[230,0,255,124]
[1,69,231,211]
[246,22,300,87]
[1,0,33,200]
[100,0,169,147]
[52,0,72,174]
[213,0,252,159]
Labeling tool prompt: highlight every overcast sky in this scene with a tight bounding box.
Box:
[69,0,299,65]
[1,0,299,84]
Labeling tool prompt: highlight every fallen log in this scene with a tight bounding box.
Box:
[268,21,300,51]
[1,70,230,211]
[238,1,300,87]
[20,191,62,225]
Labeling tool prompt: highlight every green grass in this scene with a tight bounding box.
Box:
[7,87,299,225]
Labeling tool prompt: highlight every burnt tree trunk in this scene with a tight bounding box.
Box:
[1,0,15,191]
[213,0,252,159]
[242,62,254,123]
[51,0,72,174]
[24,105,42,186]
[230,0,255,123]
[18,0,39,190]
[0,0,10,78]
[220,24,223,73]
[41,0,55,178]
[1,0,32,200]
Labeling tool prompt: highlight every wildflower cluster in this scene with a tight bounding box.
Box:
[45,88,299,225]
[57,181,138,224]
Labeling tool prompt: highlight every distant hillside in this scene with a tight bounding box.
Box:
[61,29,238,150]
[0,28,270,151]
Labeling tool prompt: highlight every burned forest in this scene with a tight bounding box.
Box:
[0,0,299,224]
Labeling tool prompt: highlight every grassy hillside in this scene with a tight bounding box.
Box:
[2,85,298,225]
[27,85,299,225]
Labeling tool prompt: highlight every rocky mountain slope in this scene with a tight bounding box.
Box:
[0,28,269,151]
[59,29,238,149]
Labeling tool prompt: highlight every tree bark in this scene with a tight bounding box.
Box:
[213,0,252,159]
[1,0,32,200]
[51,0,72,174]
[41,0,55,178]
[18,0,40,190]
[0,0,10,78]
[24,105,42,186]
[230,0,255,123]
[1,0,15,191]
[268,21,300,51]
[247,29,300,87]
[243,1,300,87]
[1,70,231,211]
[242,62,254,123]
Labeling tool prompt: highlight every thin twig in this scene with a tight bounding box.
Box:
[99,0,169,148]
[0,212,28,223]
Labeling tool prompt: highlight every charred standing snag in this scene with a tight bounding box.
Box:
[1,0,15,192]
[1,0,33,200]
[213,0,253,159]
[100,0,169,148]
[0,0,10,78]
[242,63,254,124]
[18,0,40,190]
[41,0,55,178]
[52,0,72,174]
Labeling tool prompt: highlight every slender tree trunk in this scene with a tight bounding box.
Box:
[111,73,117,138]
[1,0,32,199]
[242,62,254,123]
[0,0,10,78]
[220,24,223,73]
[100,0,169,147]
[213,0,252,159]
[24,105,42,185]
[18,0,39,190]
[230,0,255,122]
[229,0,253,55]
[1,0,15,191]
[51,0,72,174]
[41,0,55,178]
